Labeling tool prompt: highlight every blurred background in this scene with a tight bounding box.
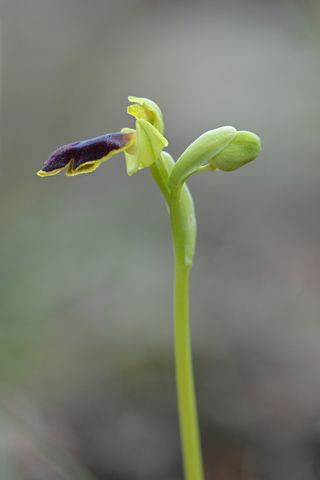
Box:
[1,0,320,478]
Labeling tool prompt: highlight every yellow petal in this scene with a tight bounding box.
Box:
[128,96,164,135]
[127,104,149,121]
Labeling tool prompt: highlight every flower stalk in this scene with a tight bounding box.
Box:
[37,96,261,480]
[170,186,203,480]
[151,155,201,478]
[173,260,203,480]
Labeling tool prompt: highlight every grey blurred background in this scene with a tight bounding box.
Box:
[1,0,320,479]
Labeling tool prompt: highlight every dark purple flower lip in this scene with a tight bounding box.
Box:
[37,132,136,177]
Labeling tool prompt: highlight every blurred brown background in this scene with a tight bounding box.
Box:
[1,0,320,479]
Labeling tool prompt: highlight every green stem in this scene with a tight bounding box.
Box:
[173,260,204,480]
[151,156,204,480]
[170,188,204,480]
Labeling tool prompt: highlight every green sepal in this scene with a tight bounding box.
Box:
[121,127,140,175]
[136,119,168,168]
[123,149,139,176]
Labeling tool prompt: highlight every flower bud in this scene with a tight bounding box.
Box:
[209,130,261,172]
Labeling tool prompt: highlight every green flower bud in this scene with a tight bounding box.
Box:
[209,130,261,172]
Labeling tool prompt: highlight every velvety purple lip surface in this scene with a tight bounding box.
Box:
[41,133,132,173]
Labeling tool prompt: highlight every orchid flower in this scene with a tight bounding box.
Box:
[37,96,168,177]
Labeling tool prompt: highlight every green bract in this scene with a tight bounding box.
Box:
[169,127,237,189]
